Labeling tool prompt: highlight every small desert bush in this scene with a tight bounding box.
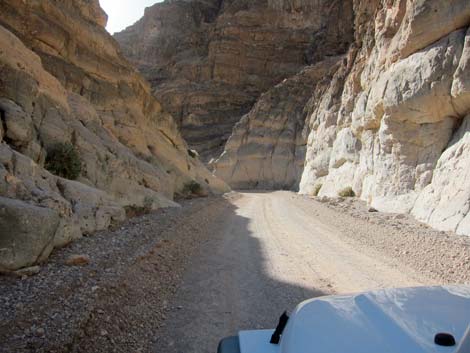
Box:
[125,196,155,218]
[182,181,203,195]
[124,205,148,218]
[45,143,82,180]
[143,196,154,210]
[312,184,322,197]
[338,186,355,197]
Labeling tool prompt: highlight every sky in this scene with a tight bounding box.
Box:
[99,0,162,34]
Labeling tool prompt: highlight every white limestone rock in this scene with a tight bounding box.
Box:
[412,115,470,235]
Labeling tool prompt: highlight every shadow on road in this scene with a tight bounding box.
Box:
[0,194,324,353]
[154,196,325,353]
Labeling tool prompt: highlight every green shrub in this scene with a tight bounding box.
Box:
[143,196,154,210]
[182,181,203,195]
[45,143,82,180]
[312,184,322,197]
[338,186,355,197]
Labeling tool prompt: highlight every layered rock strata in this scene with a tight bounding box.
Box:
[216,0,470,235]
[115,0,354,160]
[214,57,342,189]
[0,0,228,270]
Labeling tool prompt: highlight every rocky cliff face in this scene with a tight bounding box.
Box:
[0,0,228,270]
[299,0,470,236]
[215,0,470,236]
[115,0,354,160]
[215,57,342,189]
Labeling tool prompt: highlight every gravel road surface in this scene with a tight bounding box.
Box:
[1,191,469,353]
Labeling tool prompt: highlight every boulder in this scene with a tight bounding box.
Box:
[65,254,91,266]
[0,197,59,270]
[56,179,126,234]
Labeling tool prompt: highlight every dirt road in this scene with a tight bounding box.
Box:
[1,191,469,353]
[154,191,428,353]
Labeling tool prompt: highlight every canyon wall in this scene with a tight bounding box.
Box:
[299,0,470,236]
[115,0,354,160]
[2,0,469,272]
[0,0,228,271]
[214,57,342,189]
[216,0,470,235]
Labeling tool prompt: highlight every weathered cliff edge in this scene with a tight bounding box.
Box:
[0,0,228,270]
[115,0,354,160]
[216,0,470,236]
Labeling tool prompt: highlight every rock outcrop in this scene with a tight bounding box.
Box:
[0,0,228,270]
[115,0,354,160]
[0,197,60,271]
[214,0,470,235]
[412,114,470,235]
[299,0,470,236]
[214,57,342,189]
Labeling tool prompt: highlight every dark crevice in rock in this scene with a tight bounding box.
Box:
[0,107,6,134]
[0,107,14,147]
[158,129,179,149]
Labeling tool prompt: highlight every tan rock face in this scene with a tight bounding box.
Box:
[214,0,470,235]
[214,58,342,189]
[115,0,354,160]
[0,0,228,269]
[0,197,59,271]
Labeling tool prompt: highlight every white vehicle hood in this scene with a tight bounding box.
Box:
[239,285,470,353]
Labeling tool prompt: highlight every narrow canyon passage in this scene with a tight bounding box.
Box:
[1,1,470,353]
[4,191,467,353]
[153,192,429,353]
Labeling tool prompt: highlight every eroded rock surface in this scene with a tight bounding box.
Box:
[214,58,342,189]
[0,0,228,270]
[215,0,470,235]
[412,115,470,235]
[115,0,354,160]
[298,0,470,236]
[0,197,59,271]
